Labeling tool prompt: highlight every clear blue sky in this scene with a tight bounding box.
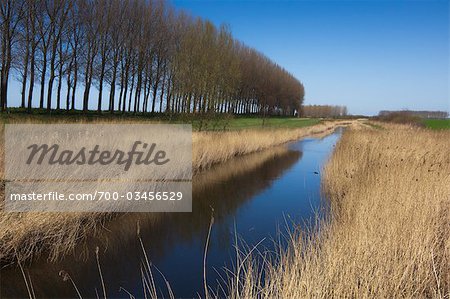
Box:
[172,0,450,116]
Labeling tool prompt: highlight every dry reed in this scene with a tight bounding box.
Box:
[228,124,450,298]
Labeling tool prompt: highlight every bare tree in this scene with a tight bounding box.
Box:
[79,0,99,112]
[45,0,70,110]
[1,0,25,111]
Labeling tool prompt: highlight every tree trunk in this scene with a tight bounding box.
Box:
[66,60,72,111]
[47,39,58,110]
[98,64,105,112]
[21,42,29,108]
[27,44,36,113]
[71,58,77,110]
[39,49,47,109]
[127,68,135,112]
[109,60,118,113]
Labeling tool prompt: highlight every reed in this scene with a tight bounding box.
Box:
[228,123,450,298]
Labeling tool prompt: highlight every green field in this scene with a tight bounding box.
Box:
[220,117,321,130]
[423,119,450,130]
[0,110,321,131]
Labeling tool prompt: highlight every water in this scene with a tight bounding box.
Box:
[1,129,342,298]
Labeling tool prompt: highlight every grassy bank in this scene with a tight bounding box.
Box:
[229,124,450,298]
[0,118,357,263]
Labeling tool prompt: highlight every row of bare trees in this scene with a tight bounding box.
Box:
[301,105,348,118]
[0,0,304,116]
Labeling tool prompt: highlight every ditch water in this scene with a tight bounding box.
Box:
[1,129,342,299]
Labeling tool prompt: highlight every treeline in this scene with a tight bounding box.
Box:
[301,105,348,118]
[0,0,304,116]
[379,110,448,119]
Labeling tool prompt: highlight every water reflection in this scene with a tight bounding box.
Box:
[2,130,343,298]
[2,145,303,298]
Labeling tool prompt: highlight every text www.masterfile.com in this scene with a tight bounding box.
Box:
[9,191,185,201]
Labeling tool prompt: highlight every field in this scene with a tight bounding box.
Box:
[423,118,450,130]
[0,110,321,131]
[221,117,321,129]
[229,123,450,298]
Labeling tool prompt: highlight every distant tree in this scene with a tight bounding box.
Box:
[379,110,448,119]
[302,105,348,118]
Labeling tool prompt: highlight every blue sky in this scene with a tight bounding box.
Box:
[172,0,450,115]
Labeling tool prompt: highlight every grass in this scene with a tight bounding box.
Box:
[221,117,321,130]
[0,116,357,263]
[228,124,450,298]
[423,118,450,130]
[363,121,385,130]
[192,120,354,170]
[0,109,321,131]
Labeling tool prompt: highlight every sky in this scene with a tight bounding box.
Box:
[171,0,450,116]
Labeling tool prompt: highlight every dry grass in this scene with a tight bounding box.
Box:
[0,118,356,264]
[192,120,359,170]
[228,124,450,298]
